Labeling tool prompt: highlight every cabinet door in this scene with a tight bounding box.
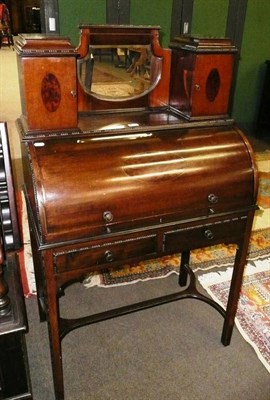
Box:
[21,57,77,131]
[191,53,234,117]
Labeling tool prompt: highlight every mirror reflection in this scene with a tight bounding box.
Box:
[78,45,162,101]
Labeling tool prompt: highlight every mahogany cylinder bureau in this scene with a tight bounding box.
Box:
[15,26,258,400]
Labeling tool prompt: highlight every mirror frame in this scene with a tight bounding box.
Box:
[76,24,172,111]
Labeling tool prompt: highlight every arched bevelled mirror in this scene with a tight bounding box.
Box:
[78,45,162,101]
[77,25,164,102]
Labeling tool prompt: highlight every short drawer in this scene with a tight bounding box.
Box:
[54,234,157,273]
[164,216,248,253]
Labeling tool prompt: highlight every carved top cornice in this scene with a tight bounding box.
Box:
[15,34,78,57]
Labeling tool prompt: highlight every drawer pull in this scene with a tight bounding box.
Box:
[208,193,219,204]
[103,211,114,223]
[204,229,214,240]
[105,250,114,263]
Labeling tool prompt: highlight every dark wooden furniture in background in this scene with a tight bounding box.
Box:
[257,60,270,133]
[0,255,32,400]
[24,5,41,33]
[0,122,32,400]
[6,0,41,35]
[15,26,258,400]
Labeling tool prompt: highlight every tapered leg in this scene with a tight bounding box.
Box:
[221,243,247,345]
[43,250,65,400]
[221,212,255,345]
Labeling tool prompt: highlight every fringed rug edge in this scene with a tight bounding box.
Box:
[198,259,270,374]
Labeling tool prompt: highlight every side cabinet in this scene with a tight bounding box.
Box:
[15,35,78,133]
[169,36,237,120]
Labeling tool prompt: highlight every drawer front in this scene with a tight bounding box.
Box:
[54,234,157,273]
[164,216,248,253]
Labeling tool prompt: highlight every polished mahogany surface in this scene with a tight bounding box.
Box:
[77,108,234,132]
[25,124,256,246]
[78,108,183,131]
[15,27,258,400]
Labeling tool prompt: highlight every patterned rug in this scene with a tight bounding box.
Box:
[198,259,270,373]
[256,151,270,210]
[91,82,135,97]
[257,171,270,209]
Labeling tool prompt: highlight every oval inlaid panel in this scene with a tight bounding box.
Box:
[41,73,61,112]
[206,68,220,102]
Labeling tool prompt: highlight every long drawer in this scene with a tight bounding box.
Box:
[53,215,248,274]
[163,215,248,253]
[54,233,157,273]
